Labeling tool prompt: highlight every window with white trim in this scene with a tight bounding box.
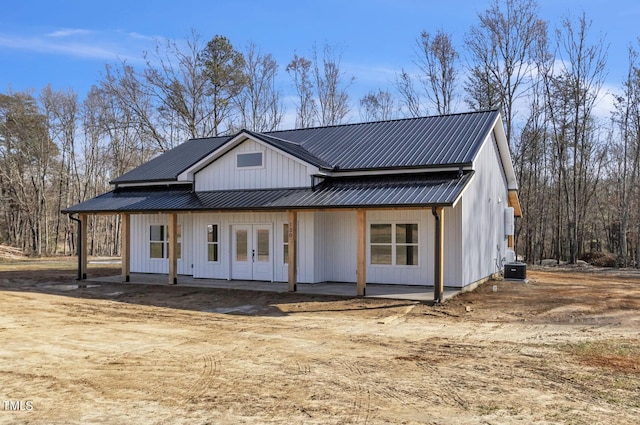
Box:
[370,223,418,266]
[207,224,219,262]
[149,224,181,259]
[236,152,263,168]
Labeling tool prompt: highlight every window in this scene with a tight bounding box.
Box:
[237,152,263,168]
[150,225,165,259]
[395,224,418,265]
[283,223,289,264]
[370,224,392,265]
[370,223,418,266]
[149,224,181,259]
[207,224,219,262]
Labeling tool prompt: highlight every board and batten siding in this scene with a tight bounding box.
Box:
[461,132,509,285]
[195,138,311,191]
[443,202,463,287]
[188,211,316,283]
[314,210,441,286]
[130,214,193,275]
[314,211,357,283]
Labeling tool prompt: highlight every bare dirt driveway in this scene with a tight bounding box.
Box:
[0,257,639,424]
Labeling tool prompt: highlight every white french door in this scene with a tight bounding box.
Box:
[231,224,273,281]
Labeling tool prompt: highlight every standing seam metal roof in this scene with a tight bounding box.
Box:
[63,172,474,214]
[109,110,499,184]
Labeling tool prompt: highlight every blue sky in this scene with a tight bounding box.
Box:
[1,0,638,121]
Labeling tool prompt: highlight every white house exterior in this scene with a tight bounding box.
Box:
[65,110,522,301]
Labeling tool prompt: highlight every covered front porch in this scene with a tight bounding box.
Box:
[87,272,462,303]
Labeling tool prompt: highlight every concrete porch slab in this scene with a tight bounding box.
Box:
[88,273,461,303]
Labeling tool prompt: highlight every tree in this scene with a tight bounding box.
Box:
[237,41,284,132]
[395,70,422,118]
[312,44,354,126]
[41,86,78,254]
[359,89,396,122]
[286,54,316,128]
[464,0,547,150]
[200,35,247,136]
[546,13,608,264]
[415,30,459,114]
[144,30,220,140]
[609,48,640,266]
[0,92,58,254]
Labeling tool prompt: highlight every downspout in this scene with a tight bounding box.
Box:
[431,206,443,303]
[68,213,83,280]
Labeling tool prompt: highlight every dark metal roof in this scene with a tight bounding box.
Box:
[266,110,498,170]
[110,110,499,184]
[63,172,474,214]
[111,135,231,184]
[243,130,332,169]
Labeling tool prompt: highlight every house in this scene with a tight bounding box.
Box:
[64,109,522,302]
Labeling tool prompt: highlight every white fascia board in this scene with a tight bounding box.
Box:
[451,173,475,209]
[177,131,321,181]
[490,113,519,190]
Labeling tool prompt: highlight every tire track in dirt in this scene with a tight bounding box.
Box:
[335,359,372,424]
[184,353,221,404]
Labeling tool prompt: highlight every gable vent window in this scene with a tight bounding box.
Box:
[236,152,263,168]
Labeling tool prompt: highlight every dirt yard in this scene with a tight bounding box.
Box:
[0,257,639,424]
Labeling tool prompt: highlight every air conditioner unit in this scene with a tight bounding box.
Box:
[504,262,526,280]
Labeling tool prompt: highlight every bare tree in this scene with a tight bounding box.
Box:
[100,62,169,151]
[286,54,316,128]
[609,48,640,266]
[465,0,547,149]
[415,30,459,114]
[143,30,219,141]
[0,91,57,254]
[395,69,422,118]
[359,89,396,122]
[237,41,284,132]
[547,13,608,264]
[312,44,354,126]
[41,86,78,254]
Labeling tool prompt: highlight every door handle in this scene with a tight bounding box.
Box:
[252,249,255,262]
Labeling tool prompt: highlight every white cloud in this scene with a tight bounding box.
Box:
[46,28,93,38]
[0,29,154,63]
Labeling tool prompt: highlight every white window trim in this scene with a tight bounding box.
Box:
[206,223,220,263]
[235,151,264,170]
[368,221,420,267]
[149,224,182,261]
[149,224,166,260]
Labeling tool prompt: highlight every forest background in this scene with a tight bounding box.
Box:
[1,0,639,268]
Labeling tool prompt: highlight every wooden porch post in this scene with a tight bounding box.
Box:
[79,214,88,280]
[121,213,131,282]
[357,209,367,297]
[168,213,178,285]
[288,210,297,292]
[432,207,444,303]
